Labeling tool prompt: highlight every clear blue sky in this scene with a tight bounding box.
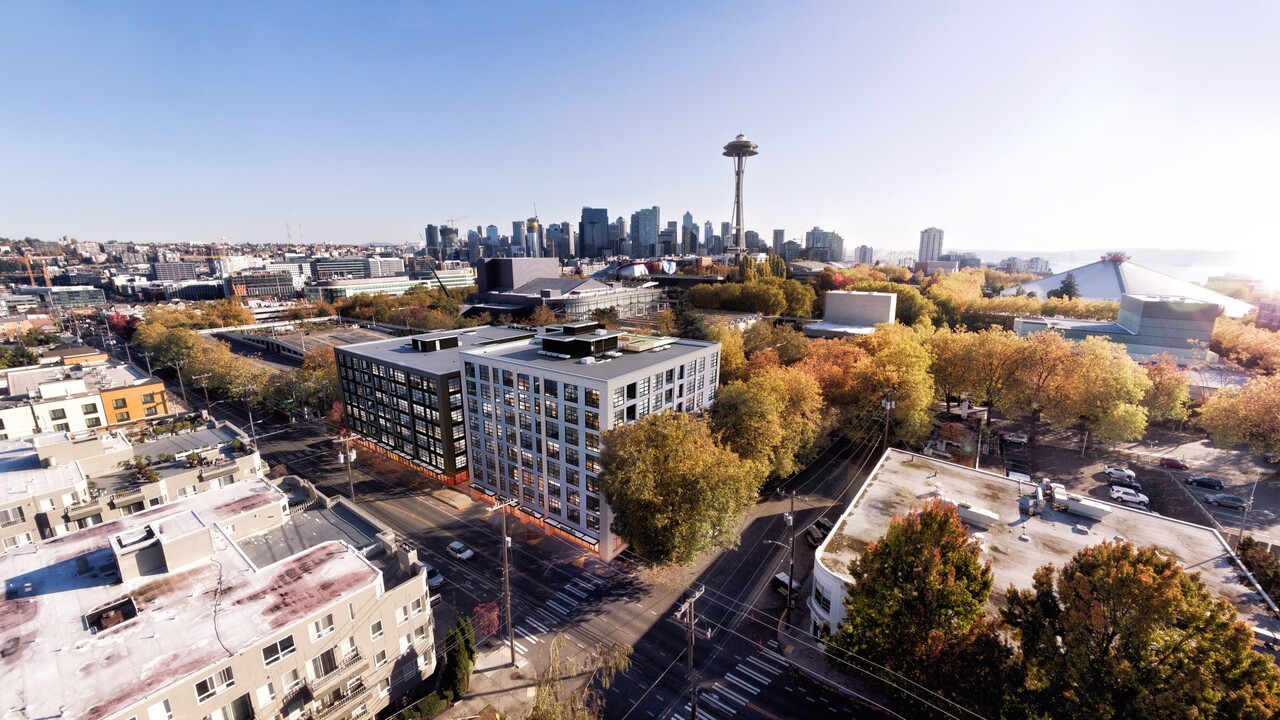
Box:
[2,1,1278,259]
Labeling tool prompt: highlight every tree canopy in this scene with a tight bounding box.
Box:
[1197,374,1280,453]
[710,365,827,478]
[600,413,765,565]
[1004,541,1280,720]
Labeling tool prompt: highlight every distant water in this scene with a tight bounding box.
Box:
[1142,264,1242,285]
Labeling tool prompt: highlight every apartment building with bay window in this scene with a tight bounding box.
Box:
[0,479,437,720]
[460,321,719,559]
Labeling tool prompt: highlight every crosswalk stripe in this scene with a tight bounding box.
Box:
[745,654,782,676]
[572,577,597,590]
[735,663,771,685]
[563,585,587,599]
[714,682,751,707]
[534,608,560,625]
[546,599,571,615]
[699,695,732,717]
[725,673,760,695]
[525,617,550,633]
[517,627,539,643]
[514,640,528,654]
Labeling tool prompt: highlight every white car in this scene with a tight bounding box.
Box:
[1103,465,1136,480]
[446,541,475,561]
[1004,433,1029,446]
[1109,486,1150,506]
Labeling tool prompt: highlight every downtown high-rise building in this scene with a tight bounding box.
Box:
[805,227,845,262]
[512,221,526,256]
[629,207,661,258]
[681,212,697,254]
[525,218,542,258]
[580,207,610,258]
[704,221,715,253]
[609,217,626,251]
[919,227,944,263]
[854,244,874,264]
[772,229,785,256]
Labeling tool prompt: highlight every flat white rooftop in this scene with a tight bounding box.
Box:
[0,437,87,500]
[0,480,382,720]
[820,450,1280,634]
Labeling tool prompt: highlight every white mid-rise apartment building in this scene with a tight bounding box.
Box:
[459,321,719,560]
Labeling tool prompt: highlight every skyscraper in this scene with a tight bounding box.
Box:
[704,221,715,251]
[629,207,661,258]
[773,229,785,256]
[526,218,542,258]
[580,207,610,258]
[512,221,526,256]
[805,227,845,262]
[425,224,441,255]
[854,244,874,264]
[681,212,696,254]
[609,217,626,251]
[919,227,944,263]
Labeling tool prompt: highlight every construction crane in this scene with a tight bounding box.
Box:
[445,216,468,229]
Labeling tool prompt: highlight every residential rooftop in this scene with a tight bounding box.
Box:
[0,480,383,720]
[819,449,1280,635]
[1,432,131,499]
[338,326,537,376]
[460,326,718,382]
[0,362,158,406]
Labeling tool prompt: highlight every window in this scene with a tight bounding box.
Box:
[584,388,600,408]
[375,649,388,667]
[564,384,578,403]
[815,583,832,613]
[255,682,276,707]
[411,597,424,616]
[145,406,158,417]
[113,398,128,409]
[53,423,70,433]
[379,677,391,696]
[261,635,296,666]
[308,648,339,680]
[85,417,102,428]
[282,668,301,692]
[49,408,67,421]
[146,699,174,720]
[370,620,383,640]
[309,612,335,640]
[204,694,253,720]
[82,402,98,414]
[115,412,130,422]
[414,624,427,642]
[141,393,155,404]
[195,667,235,702]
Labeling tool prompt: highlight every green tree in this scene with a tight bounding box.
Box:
[590,307,619,329]
[826,500,1015,718]
[1141,355,1190,423]
[1004,541,1280,720]
[675,307,711,340]
[601,413,765,565]
[844,279,937,326]
[441,618,475,700]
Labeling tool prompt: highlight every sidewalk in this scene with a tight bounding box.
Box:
[440,645,536,720]
[775,576,893,715]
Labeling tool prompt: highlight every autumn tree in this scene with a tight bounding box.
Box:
[1197,375,1280,453]
[655,308,678,336]
[796,338,869,409]
[527,305,559,327]
[1142,354,1190,423]
[847,324,936,443]
[997,331,1078,441]
[826,500,1017,718]
[601,413,765,565]
[710,365,827,478]
[706,325,746,383]
[1004,541,1280,720]
[742,321,808,365]
[1051,336,1151,444]
[842,279,937,326]
[299,347,340,409]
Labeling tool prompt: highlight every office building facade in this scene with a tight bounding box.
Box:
[580,207,610,258]
[459,322,720,559]
[854,245,874,264]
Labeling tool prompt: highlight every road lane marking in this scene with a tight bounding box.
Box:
[714,683,751,706]
[525,617,550,633]
[735,664,771,685]
[725,673,760,695]
[746,654,783,675]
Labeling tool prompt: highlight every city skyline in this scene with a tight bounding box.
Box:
[2,2,1278,260]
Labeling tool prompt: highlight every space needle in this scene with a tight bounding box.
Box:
[723,133,759,254]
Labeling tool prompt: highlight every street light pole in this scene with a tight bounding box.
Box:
[487,497,520,667]
[774,490,796,610]
[141,352,153,376]
[1238,476,1261,548]
[168,359,189,408]
[881,390,896,450]
[235,387,260,475]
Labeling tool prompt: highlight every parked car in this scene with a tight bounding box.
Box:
[424,564,445,589]
[1205,493,1249,509]
[814,517,835,535]
[1004,433,1029,446]
[770,572,799,599]
[1109,486,1150,506]
[804,525,827,548]
[1157,457,1189,470]
[1107,476,1143,493]
[446,541,475,561]
[1103,465,1136,480]
[1187,475,1225,490]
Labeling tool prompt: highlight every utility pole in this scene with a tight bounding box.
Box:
[487,497,520,666]
[141,352,153,376]
[1238,475,1260,548]
[881,390,896,450]
[677,586,705,719]
[168,359,189,407]
[235,387,260,475]
[338,435,357,502]
[775,490,796,610]
[192,373,212,408]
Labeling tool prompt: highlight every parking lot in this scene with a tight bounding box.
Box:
[995,424,1280,544]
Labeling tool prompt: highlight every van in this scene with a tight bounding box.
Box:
[770,572,798,598]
